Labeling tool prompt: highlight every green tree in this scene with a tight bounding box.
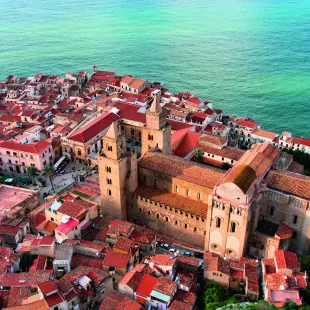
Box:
[27,166,39,184]
[204,282,225,304]
[44,165,56,192]
[57,196,64,203]
[299,256,310,274]
[194,148,204,163]
[221,162,231,170]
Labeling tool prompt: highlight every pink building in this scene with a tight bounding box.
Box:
[0,140,54,172]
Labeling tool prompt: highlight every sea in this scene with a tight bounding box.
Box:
[0,0,310,136]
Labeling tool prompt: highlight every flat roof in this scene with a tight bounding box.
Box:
[0,185,36,214]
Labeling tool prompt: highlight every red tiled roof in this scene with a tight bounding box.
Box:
[0,271,50,287]
[57,200,85,218]
[3,299,49,310]
[0,140,50,154]
[99,290,142,310]
[0,225,19,236]
[150,254,176,267]
[153,277,177,296]
[252,129,278,140]
[292,137,310,148]
[44,292,63,307]
[169,300,193,310]
[7,287,28,307]
[129,226,155,244]
[236,117,257,129]
[68,112,119,143]
[177,255,200,267]
[138,152,224,189]
[38,281,58,295]
[266,170,310,200]
[167,119,194,131]
[135,274,159,297]
[135,184,209,218]
[39,236,55,246]
[114,237,134,253]
[204,256,230,275]
[71,254,103,270]
[102,248,131,268]
[275,250,300,270]
[55,219,79,235]
[275,222,293,240]
[111,101,146,123]
[185,97,201,106]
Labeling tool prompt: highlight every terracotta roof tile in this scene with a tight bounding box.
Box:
[0,140,50,154]
[153,277,177,296]
[3,299,49,310]
[150,254,176,267]
[275,250,300,270]
[114,237,134,253]
[204,256,230,275]
[99,290,143,310]
[7,287,28,307]
[57,200,85,218]
[266,170,310,200]
[135,184,209,218]
[275,222,293,240]
[102,248,131,268]
[139,152,224,189]
[67,112,119,143]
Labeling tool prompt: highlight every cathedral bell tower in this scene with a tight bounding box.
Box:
[98,121,128,220]
[141,94,171,155]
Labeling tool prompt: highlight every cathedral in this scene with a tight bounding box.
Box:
[98,96,310,259]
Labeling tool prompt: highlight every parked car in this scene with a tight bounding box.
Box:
[182,251,192,257]
[169,248,176,253]
[162,243,170,250]
[194,252,203,259]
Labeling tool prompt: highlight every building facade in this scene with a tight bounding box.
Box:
[98,98,310,258]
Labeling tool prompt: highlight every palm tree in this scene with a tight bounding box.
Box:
[27,166,39,185]
[44,165,55,192]
[194,148,204,163]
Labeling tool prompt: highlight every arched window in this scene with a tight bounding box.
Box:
[156,213,160,219]
[230,222,236,233]
[175,220,178,226]
[269,206,274,216]
[186,189,190,197]
[293,215,298,224]
[106,178,112,185]
[139,207,142,212]
[107,189,112,196]
[148,211,151,215]
[216,217,221,228]
[194,227,197,232]
[184,223,188,229]
[106,166,111,173]
[165,217,169,222]
[197,192,201,200]
[175,185,179,193]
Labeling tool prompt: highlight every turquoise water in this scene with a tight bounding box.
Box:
[1,0,310,136]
